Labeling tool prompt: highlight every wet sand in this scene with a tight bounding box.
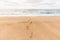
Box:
[0,16,60,40]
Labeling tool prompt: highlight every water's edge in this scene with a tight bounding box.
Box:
[0,9,60,16]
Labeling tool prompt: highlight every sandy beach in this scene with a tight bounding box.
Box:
[0,16,60,40]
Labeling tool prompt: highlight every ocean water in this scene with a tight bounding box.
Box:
[0,9,60,16]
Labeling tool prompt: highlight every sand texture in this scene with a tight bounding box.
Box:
[0,16,60,40]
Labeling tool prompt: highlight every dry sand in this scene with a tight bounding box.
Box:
[0,16,60,40]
